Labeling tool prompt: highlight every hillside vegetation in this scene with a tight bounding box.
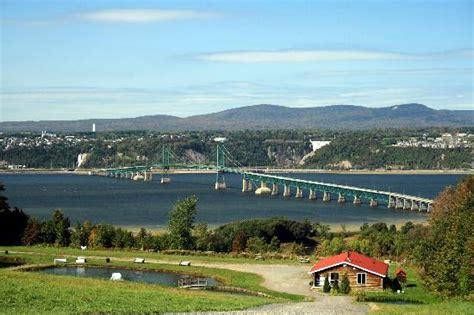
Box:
[1,128,472,169]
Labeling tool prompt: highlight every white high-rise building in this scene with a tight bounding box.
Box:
[92,123,96,133]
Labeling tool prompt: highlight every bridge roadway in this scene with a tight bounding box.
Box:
[98,164,434,212]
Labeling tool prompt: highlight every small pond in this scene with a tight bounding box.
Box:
[37,266,221,287]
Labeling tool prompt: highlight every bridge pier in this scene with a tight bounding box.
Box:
[395,198,404,209]
[337,193,345,203]
[323,191,331,202]
[353,195,361,205]
[387,196,396,208]
[242,178,252,192]
[295,187,303,198]
[370,198,378,207]
[411,200,419,211]
[215,172,226,190]
[144,171,152,181]
[403,199,411,210]
[427,203,433,212]
[260,181,268,189]
[283,185,291,197]
[271,183,279,195]
[308,188,317,200]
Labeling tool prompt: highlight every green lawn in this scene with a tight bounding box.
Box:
[1,245,302,265]
[357,264,474,314]
[0,269,270,314]
[0,246,304,313]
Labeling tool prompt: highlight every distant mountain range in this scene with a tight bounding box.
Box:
[1,103,473,132]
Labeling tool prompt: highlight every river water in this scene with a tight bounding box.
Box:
[0,173,463,229]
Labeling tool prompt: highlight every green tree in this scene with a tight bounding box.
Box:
[136,228,153,250]
[0,184,29,245]
[88,224,115,248]
[41,220,56,244]
[52,210,70,246]
[332,280,340,293]
[71,221,93,248]
[340,273,351,294]
[168,196,197,250]
[323,275,331,293]
[246,236,267,254]
[416,175,473,297]
[194,223,211,251]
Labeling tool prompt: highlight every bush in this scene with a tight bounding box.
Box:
[340,273,351,294]
[323,275,331,293]
[332,280,340,293]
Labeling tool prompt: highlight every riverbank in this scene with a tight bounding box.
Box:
[119,220,429,235]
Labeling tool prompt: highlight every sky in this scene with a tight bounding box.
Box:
[0,0,473,121]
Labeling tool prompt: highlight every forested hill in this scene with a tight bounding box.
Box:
[1,103,473,132]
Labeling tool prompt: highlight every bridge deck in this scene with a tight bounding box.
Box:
[243,171,433,204]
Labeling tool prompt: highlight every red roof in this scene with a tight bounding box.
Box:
[395,268,406,275]
[309,251,389,277]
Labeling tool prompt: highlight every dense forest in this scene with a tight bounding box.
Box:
[1,128,472,170]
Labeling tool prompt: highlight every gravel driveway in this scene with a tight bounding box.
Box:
[189,261,369,315]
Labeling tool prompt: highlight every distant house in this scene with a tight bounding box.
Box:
[309,251,388,290]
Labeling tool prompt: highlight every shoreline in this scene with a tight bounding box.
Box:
[0,168,472,175]
[118,219,428,235]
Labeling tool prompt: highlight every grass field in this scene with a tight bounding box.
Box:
[2,246,472,314]
[0,246,304,313]
[358,264,473,314]
[1,245,302,265]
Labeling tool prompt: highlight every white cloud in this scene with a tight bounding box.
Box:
[197,49,474,63]
[77,9,218,23]
[198,50,409,63]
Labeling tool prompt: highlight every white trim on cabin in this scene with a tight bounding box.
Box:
[308,261,387,278]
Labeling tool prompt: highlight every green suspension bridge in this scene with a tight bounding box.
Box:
[94,144,434,212]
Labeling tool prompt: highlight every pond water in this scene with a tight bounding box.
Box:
[37,266,221,287]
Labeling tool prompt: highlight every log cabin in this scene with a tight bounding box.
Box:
[309,251,389,291]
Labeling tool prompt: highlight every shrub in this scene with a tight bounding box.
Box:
[323,275,331,293]
[332,280,340,293]
[340,273,351,294]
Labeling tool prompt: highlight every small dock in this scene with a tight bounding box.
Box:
[178,277,208,289]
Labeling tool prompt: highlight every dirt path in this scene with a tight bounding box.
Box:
[9,251,368,314]
[188,262,368,315]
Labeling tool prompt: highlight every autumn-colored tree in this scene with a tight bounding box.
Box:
[22,217,43,245]
[231,230,247,253]
[416,175,473,297]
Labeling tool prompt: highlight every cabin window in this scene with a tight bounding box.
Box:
[357,273,367,285]
[330,272,339,283]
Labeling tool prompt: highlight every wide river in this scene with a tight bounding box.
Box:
[0,173,464,230]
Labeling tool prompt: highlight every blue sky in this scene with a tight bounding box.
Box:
[0,0,472,121]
